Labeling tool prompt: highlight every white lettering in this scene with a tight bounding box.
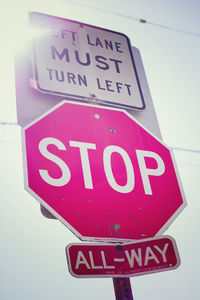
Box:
[75,251,90,269]
[69,141,96,189]
[89,251,103,269]
[38,137,71,186]
[101,251,115,269]
[103,145,135,193]
[144,247,160,265]
[154,243,169,263]
[125,248,142,268]
[136,150,165,195]
[38,138,166,196]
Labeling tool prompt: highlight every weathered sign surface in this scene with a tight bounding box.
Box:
[22,101,186,241]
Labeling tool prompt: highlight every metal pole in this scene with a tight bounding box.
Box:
[113,278,133,300]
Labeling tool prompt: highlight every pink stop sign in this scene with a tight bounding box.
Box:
[22,101,186,241]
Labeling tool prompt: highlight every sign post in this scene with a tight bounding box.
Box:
[113,278,133,300]
[18,13,187,299]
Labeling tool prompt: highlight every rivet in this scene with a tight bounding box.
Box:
[94,113,100,119]
[116,245,123,252]
[113,224,120,233]
[90,93,96,100]
[110,127,116,133]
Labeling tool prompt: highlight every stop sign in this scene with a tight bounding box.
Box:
[22,101,186,241]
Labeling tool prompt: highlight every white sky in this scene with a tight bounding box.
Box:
[1,0,200,299]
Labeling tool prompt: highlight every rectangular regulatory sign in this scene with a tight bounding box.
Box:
[29,12,145,110]
[66,236,180,278]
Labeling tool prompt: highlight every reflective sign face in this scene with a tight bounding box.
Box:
[66,236,180,278]
[22,101,186,242]
[29,12,145,110]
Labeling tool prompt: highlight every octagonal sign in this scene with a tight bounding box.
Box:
[22,101,186,242]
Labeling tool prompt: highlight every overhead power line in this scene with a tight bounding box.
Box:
[172,147,200,154]
[0,121,18,126]
[63,0,200,38]
[0,121,199,154]
[0,140,19,144]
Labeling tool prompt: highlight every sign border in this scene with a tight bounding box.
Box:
[30,11,146,111]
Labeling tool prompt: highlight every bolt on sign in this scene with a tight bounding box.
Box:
[66,236,180,278]
[29,12,145,110]
[22,101,186,242]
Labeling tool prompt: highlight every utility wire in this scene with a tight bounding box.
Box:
[172,147,200,154]
[0,121,18,126]
[62,0,200,38]
[0,121,199,154]
[0,140,19,144]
